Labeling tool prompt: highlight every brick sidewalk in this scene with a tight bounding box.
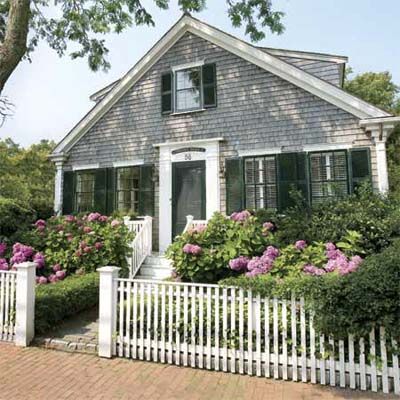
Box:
[0,344,396,400]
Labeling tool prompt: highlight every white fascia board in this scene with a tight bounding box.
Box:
[171,59,205,72]
[90,80,120,102]
[52,15,390,157]
[303,143,352,152]
[113,159,144,168]
[260,47,348,64]
[359,116,400,127]
[153,137,224,148]
[72,163,100,171]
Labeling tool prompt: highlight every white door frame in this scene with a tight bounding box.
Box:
[154,137,223,253]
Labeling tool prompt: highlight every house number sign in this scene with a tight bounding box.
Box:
[171,147,206,162]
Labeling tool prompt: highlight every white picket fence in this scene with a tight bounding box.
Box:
[0,263,36,347]
[97,269,400,395]
[0,270,17,342]
[123,217,153,278]
[183,215,208,234]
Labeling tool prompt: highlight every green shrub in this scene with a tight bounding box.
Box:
[166,212,273,283]
[35,273,99,334]
[221,239,400,339]
[255,184,400,255]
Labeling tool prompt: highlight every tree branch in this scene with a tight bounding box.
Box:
[0,0,31,94]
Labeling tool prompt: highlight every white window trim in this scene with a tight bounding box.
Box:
[239,147,282,157]
[113,159,144,168]
[171,60,205,72]
[303,143,352,152]
[72,163,99,171]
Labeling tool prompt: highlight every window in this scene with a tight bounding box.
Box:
[116,167,140,213]
[175,67,201,112]
[310,151,348,203]
[244,156,277,210]
[75,171,95,212]
[161,64,216,114]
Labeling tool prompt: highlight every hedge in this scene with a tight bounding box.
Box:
[35,273,99,334]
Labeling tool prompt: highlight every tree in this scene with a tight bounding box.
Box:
[0,138,56,218]
[0,0,284,97]
[344,69,400,195]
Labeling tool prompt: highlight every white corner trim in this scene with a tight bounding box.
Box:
[52,14,390,157]
[153,137,224,148]
[238,147,282,157]
[303,143,353,152]
[72,163,100,171]
[171,59,205,72]
[113,159,144,168]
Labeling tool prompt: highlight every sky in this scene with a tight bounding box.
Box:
[1,0,399,146]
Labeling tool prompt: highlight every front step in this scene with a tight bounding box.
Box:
[135,254,173,280]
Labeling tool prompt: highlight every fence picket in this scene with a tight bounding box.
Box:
[160,284,166,363]
[247,291,253,376]
[359,338,366,390]
[118,281,124,357]
[329,337,335,386]
[139,283,145,360]
[125,281,131,359]
[300,298,307,383]
[214,287,220,371]
[339,340,345,387]
[319,334,326,385]
[0,273,4,340]
[239,289,244,374]
[222,288,228,372]
[146,284,152,361]
[291,296,297,382]
[190,286,196,368]
[168,285,173,364]
[175,286,181,366]
[256,294,262,377]
[153,284,159,362]
[132,282,138,359]
[230,288,236,373]
[392,339,399,395]
[273,298,279,379]
[380,327,389,394]
[348,334,355,389]
[282,299,288,380]
[183,285,188,367]
[206,286,212,370]
[310,313,316,384]
[4,274,10,341]
[198,286,204,369]
[264,298,270,378]
[370,329,378,392]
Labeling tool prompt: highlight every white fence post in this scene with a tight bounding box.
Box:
[98,266,120,358]
[15,262,36,347]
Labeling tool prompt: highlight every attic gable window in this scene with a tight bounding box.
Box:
[161,62,217,114]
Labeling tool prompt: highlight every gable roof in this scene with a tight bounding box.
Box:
[52,14,391,155]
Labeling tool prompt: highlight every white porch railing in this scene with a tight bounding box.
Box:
[0,263,35,347]
[98,269,400,395]
[124,216,152,278]
[183,215,208,234]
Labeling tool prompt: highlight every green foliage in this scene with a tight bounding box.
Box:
[32,214,133,276]
[256,185,400,255]
[166,212,272,283]
[0,197,36,243]
[35,273,99,334]
[0,138,55,221]
[16,1,285,73]
[221,239,400,339]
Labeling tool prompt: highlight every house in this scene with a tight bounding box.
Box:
[50,13,400,256]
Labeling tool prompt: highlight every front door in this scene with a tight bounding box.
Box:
[172,161,206,238]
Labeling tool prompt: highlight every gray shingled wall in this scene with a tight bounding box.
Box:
[64,32,377,246]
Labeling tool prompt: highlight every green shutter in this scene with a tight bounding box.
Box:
[138,164,154,216]
[350,148,371,192]
[278,152,308,211]
[202,63,217,108]
[161,72,173,114]
[106,168,115,215]
[62,171,74,214]
[94,169,107,214]
[226,158,244,214]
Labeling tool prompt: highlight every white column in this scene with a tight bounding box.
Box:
[375,140,389,194]
[205,142,221,219]
[97,266,120,358]
[51,154,66,215]
[159,150,172,254]
[15,262,36,347]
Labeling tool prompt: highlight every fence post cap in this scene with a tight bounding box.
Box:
[97,266,121,273]
[16,262,37,270]
[123,216,130,224]
[186,215,194,221]
[144,215,153,221]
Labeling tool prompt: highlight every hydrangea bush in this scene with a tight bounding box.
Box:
[0,213,133,284]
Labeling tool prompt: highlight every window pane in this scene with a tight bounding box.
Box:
[176,88,200,111]
[175,68,201,112]
[116,167,139,213]
[75,172,95,212]
[176,69,200,90]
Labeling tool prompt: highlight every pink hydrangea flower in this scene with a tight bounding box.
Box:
[38,276,48,285]
[83,226,92,233]
[65,215,76,223]
[230,210,251,222]
[52,264,61,272]
[94,242,103,250]
[48,274,58,283]
[99,215,108,222]
[263,246,279,259]
[325,242,336,251]
[33,252,45,269]
[262,221,275,235]
[111,219,121,228]
[55,270,66,280]
[83,246,92,253]
[0,243,6,256]
[35,219,46,228]
[229,256,250,271]
[182,244,202,255]
[0,258,9,271]
[303,264,326,276]
[295,240,307,250]
[87,212,101,222]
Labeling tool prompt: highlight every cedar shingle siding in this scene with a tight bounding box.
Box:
[64,32,378,245]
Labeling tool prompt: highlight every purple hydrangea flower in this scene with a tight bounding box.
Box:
[295,240,307,251]
[229,256,250,271]
[0,243,6,256]
[55,270,66,280]
[33,252,45,269]
[230,210,251,222]
[303,264,326,276]
[38,276,48,285]
[182,243,202,255]
[325,242,336,251]
[0,258,9,271]
[52,264,61,272]
[263,246,279,260]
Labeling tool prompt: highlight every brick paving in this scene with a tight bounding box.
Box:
[0,344,396,400]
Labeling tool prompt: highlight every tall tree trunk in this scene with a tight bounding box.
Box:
[0,0,30,94]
